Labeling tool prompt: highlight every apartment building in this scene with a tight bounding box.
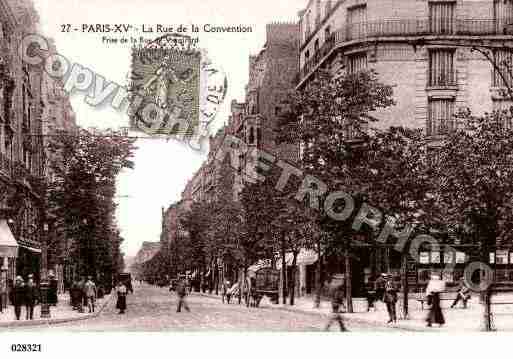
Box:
[298,0,513,137]
[0,0,47,288]
[0,0,77,297]
[296,0,513,294]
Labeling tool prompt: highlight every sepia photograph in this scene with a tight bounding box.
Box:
[1,0,513,356]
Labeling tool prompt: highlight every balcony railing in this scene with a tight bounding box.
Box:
[299,18,513,83]
[427,72,458,87]
[426,119,456,137]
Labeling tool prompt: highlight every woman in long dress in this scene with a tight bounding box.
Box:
[116,282,127,314]
[425,274,445,327]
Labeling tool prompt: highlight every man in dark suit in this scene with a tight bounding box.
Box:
[12,276,25,320]
[175,277,190,313]
[25,274,38,320]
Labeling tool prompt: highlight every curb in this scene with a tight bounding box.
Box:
[0,294,115,329]
[191,292,422,331]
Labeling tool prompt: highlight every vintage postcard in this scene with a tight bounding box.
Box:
[1,0,513,357]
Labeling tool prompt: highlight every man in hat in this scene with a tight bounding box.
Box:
[175,277,190,313]
[383,274,398,324]
[48,272,58,306]
[25,274,38,320]
[12,276,25,320]
[84,276,97,313]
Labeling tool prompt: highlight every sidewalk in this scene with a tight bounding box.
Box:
[194,291,513,331]
[261,294,513,332]
[0,292,113,328]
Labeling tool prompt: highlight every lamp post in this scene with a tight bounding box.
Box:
[39,222,51,318]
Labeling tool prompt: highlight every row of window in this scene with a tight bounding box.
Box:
[303,1,513,46]
[346,48,511,88]
[340,49,512,137]
[246,126,261,146]
[0,68,36,173]
[419,251,467,264]
[303,1,333,40]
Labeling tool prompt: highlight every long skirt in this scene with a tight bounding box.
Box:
[116,294,127,311]
[426,293,445,325]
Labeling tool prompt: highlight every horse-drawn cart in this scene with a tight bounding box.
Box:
[245,267,279,307]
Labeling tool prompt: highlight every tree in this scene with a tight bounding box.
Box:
[46,128,136,286]
[353,126,430,318]
[180,200,218,289]
[278,199,317,306]
[426,108,513,330]
[239,167,280,303]
[277,69,395,311]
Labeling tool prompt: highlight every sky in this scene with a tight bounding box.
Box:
[32,0,306,257]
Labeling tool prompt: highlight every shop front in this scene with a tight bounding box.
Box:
[15,243,42,283]
[0,219,18,309]
[277,249,318,298]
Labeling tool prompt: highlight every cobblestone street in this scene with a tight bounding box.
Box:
[14,284,401,331]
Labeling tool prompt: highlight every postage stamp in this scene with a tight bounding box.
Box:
[129,33,226,145]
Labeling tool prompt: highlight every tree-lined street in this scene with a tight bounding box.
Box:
[15,284,400,332]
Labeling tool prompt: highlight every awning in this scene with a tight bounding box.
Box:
[0,219,18,258]
[276,249,318,269]
[18,243,41,254]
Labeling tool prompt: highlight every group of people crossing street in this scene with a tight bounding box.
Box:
[70,276,99,313]
[325,272,471,331]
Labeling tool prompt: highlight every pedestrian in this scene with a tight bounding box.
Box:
[25,274,38,320]
[374,273,387,305]
[77,277,86,313]
[221,280,230,304]
[116,282,128,314]
[425,274,446,327]
[325,279,347,331]
[383,274,398,324]
[70,279,80,310]
[450,278,470,309]
[12,276,25,321]
[84,276,97,313]
[48,273,58,306]
[175,277,190,313]
[0,274,7,313]
[97,284,105,299]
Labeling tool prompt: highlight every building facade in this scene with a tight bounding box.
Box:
[298,0,513,136]
[0,0,77,301]
[297,0,513,294]
[0,0,46,290]
[163,23,303,293]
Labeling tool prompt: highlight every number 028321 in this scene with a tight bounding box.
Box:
[10,344,42,352]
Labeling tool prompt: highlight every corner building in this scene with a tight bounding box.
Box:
[297,0,513,294]
[298,0,513,136]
